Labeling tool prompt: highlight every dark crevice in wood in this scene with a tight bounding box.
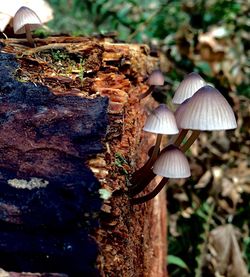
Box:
[0,51,108,276]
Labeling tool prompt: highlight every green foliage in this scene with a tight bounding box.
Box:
[47,0,186,41]
[194,201,215,277]
[51,49,69,62]
[167,255,190,272]
[168,200,215,277]
[47,0,249,98]
[232,193,250,272]
[243,237,250,272]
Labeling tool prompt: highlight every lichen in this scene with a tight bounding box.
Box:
[99,188,112,200]
[7,177,49,190]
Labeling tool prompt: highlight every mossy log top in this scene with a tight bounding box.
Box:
[0,36,166,276]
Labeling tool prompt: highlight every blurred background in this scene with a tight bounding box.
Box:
[45,0,250,276]
[3,0,249,276]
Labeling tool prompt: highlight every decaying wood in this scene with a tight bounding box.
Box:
[0,36,167,276]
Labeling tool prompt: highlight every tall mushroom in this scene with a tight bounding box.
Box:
[175,85,237,152]
[172,72,206,104]
[13,6,42,46]
[170,72,207,147]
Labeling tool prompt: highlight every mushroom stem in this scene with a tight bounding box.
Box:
[181,130,201,152]
[25,24,34,46]
[131,177,168,205]
[152,129,188,158]
[150,133,163,163]
[138,85,155,100]
[128,169,156,197]
[129,133,162,188]
[173,129,188,147]
[129,158,151,185]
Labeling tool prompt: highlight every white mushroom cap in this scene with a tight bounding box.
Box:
[175,85,237,131]
[0,13,12,32]
[143,104,179,135]
[148,70,164,86]
[13,6,42,34]
[0,0,53,32]
[172,72,206,104]
[153,145,191,178]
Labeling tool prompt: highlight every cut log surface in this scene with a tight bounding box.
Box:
[0,37,167,277]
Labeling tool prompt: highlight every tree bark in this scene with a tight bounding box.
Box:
[0,36,167,276]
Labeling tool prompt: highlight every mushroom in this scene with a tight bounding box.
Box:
[0,1,53,33]
[129,104,179,196]
[153,145,190,178]
[175,85,237,152]
[131,145,190,204]
[13,6,42,46]
[168,72,206,148]
[172,72,206,104]
[130,85,237,204]
[139,69,164,99]
[143,104,178,134]
[143,104,179,161]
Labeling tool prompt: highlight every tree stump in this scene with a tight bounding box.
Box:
[0,36,167,276]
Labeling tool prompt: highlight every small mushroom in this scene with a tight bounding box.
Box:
[139,69,164,99]
[148,69,165,86]
[131,145,190,204]
[153,145,190,178]
[172,72,206,104]
[13,6,42,46]
[0,1,53,33]
[143,104,179,135]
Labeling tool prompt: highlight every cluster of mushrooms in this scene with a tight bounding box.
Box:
[8,7,237,206]
[129,71,237,205]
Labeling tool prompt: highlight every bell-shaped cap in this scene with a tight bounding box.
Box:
[13,6,42,34]
[153,145,191,178]
[174,99,189,129]
[0,1,53,32]
[143,104,179,135]
[175,85,237,130]
[148,70,164,86]
[173,72,206,104]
